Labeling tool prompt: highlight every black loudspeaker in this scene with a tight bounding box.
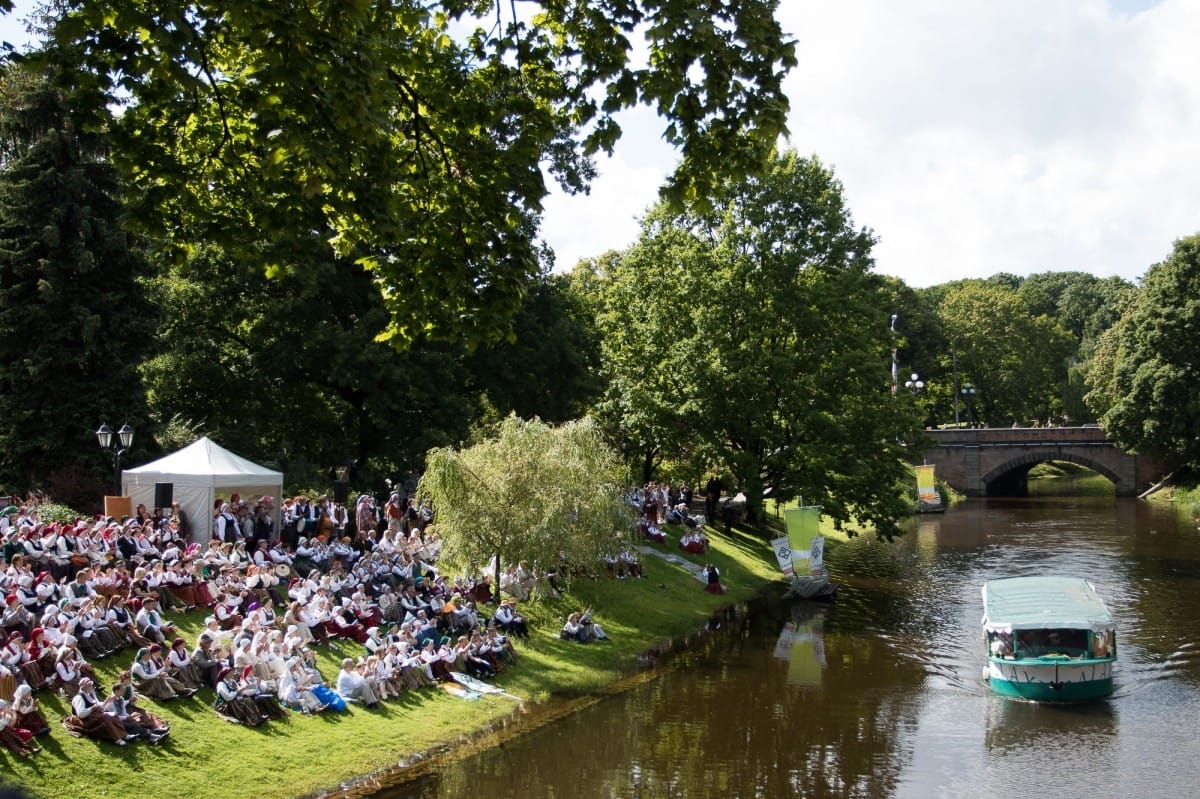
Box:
[333,481,349,504]
[154,482,174,509]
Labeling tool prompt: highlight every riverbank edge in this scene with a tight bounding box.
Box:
[304,520,863,798]
[308,608,744,798]
[302,523,795,798]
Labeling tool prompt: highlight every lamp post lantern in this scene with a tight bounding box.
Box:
[904,373,925,396]
[960,383,977,428]
[96,423,134,496]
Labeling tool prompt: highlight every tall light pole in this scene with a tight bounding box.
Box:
[96,423,134,496]
[890,314,899,394]
[960,383,977,428]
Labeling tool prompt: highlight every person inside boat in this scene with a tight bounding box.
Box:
[988,632,1013,658]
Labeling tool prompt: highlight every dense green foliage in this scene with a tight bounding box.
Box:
[933,280,1076,426]
[31,0,795,347]
[0,66,153,502]
[1086,234,1200,468]
[592,152,918,537]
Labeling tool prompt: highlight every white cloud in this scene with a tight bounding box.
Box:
[543,0,1200,287]
[540,116,671,271]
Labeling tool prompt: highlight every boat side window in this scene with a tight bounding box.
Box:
[1092,629,1112,658]
[987,631,1013,658]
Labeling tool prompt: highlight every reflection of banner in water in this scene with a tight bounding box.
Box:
[775,619,826,686]
[915,464,938,503]
[773,622,795,659]
[784,506,821,574]
[770,537,794,577]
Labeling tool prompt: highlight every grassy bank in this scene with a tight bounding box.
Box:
[1,523,782,799]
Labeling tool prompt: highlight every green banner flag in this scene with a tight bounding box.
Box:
[784,506,820,559]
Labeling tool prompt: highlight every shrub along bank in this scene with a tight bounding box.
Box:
[2,523,784,799]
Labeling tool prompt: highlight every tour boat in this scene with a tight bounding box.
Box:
[981,576,1116,702]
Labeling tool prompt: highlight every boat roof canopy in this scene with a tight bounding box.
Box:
[982,576,1115,634]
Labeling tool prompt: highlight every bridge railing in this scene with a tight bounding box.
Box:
[924,426,1109,446]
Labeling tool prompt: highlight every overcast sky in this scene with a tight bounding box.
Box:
[541,0,1200,287]
[5,1,1196,289]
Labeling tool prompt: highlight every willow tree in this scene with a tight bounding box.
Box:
[417,414,632,595]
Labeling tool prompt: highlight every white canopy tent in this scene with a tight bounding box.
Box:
[121,437,283,544]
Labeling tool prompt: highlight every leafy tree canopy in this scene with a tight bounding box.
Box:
[596,150,918,538]
[934,280,1075,426]
[1086,233,1200,467]
[23,0,796,347]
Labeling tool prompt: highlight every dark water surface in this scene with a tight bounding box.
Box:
[371,497,1200,799]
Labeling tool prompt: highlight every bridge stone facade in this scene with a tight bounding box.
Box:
[922,427,1175,497]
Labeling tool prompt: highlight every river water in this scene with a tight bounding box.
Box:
[375,497,1200,799]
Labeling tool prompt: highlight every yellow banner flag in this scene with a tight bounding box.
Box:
[916,464,938,503]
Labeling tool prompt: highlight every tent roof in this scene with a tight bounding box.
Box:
[124,436,282,481]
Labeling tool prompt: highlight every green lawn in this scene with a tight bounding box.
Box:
[1,523,783,799]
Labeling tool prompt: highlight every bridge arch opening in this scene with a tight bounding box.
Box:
[980,454,1120,497]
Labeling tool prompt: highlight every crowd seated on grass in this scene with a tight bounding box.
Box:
[0,492,562,752]
[0,475,702,762]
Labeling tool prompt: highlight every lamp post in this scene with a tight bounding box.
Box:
[890,314,899,394]
[96,423,134,496]
[904,372,925,396]
[960,383,977,428]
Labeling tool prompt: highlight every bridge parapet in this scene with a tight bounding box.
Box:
[920,427,1172,497]
[925,426,1109,445]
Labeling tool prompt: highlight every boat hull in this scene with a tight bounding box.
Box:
[985,657,1115,702]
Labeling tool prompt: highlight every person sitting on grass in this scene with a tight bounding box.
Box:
[702,563,725,594]
[335,657,381,708]
[130,645,193,701]
[638,519,667,545]
[679,529,708,555]
[134,596,176,645]
[212,665,267,726]
[64,677,131,745]
[10,684,50,739]
[561,608,607,643]
[237,664,289,721]
[0,698,40,756]
[278,657,328,715]
[492,599,529,639]
[167,637,206,691]
[109,672,169,745]
[54,637,97,698]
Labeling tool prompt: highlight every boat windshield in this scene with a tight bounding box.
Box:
[988,627,1115,659]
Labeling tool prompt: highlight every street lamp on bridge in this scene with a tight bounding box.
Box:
[904,372,925,397]
[960,383,977,428]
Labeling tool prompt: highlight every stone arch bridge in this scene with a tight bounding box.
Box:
[922,427,1176,497]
